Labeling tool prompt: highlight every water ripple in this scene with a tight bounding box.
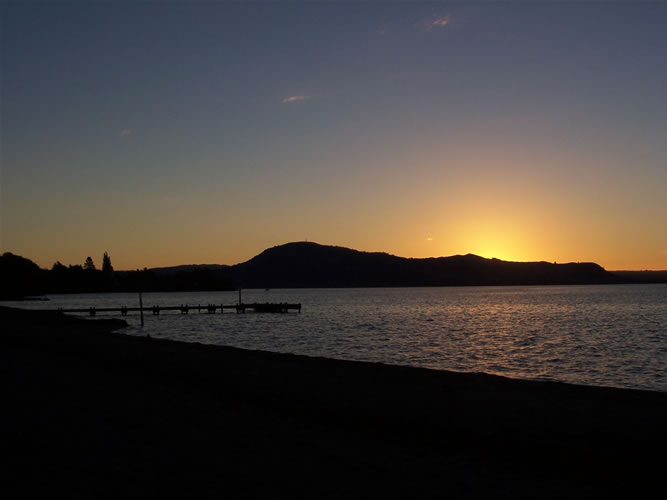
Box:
[8,284,667,391]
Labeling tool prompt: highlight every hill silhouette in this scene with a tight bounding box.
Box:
[2,243,653,298]
[0,252,46,299]
[223,242,619,288]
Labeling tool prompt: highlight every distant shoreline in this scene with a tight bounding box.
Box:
[5,243,666,300]
[2,278,666,303]
[610,270,667,283]
[3,305,666,498]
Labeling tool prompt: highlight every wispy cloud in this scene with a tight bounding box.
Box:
[426,237,434,242]
[425,15,450,30]
[120,129,132,136]
[282,95,309,103]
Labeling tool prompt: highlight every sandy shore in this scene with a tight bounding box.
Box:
[3,305,666,499]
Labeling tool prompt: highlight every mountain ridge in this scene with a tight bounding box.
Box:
[193,241,619,288]
[4,243,661,298]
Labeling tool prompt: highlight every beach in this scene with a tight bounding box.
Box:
[3,305,666,499]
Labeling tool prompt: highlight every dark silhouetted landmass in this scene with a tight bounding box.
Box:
[114,265,235,293]
[226,242,622,288]
[3,243,666,298]
[3,305,665,498]
[611,270,667,283]
[0,252,47,299]
[0,253,235,298]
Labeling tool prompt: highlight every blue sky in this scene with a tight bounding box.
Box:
[2,1,666,270]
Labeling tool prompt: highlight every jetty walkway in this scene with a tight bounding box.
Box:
[57,302,301,316]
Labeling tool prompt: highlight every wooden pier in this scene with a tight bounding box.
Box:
[57,303,301,317]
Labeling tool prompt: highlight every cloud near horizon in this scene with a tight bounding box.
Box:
[282,95,309,103]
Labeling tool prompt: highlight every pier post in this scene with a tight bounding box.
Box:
[139,292,144,327]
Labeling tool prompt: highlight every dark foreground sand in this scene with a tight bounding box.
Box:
[3,306,666,499]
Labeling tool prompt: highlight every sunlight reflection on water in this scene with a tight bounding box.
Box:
[9,284,667,391]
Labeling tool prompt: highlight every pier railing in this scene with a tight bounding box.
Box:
[57,302,301,317]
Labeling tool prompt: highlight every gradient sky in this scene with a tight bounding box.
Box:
[2,1,666,271]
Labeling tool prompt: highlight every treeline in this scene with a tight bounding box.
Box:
[0,252,235,299]
[4,242,660,300]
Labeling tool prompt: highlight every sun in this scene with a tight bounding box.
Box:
[455,221,535,263]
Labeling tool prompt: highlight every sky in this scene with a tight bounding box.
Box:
[2,0,666,271]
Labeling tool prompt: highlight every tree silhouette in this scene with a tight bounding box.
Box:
[102,252,113,273]
[51,261,67,272]
[84,256,96,271]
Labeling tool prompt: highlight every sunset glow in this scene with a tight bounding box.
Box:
[2,2,666,271]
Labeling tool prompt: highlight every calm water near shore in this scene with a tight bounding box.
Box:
[9,284,667,392]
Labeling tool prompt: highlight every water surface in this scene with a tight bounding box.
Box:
[9,284,667,391]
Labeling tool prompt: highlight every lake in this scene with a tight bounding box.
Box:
[8,284,667,392]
